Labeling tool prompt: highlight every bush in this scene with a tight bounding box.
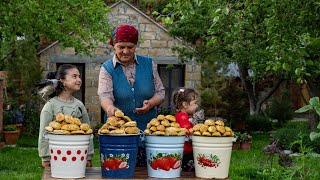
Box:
[245,114,273,132]
[20,99,40,136]
[3,125,17,131]
[272,123,320,154]
[266,90,293,126]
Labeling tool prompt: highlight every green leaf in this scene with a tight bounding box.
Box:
[162,8,168,13]
[265,66,271,71]
[306,60,314,66]
[309,97,319,106]
[152,11,159,16]
[310,132,320,141]
[314,106,320,116]
[295,105,313,113]
[282,63,289,71]
[317,122,320,129]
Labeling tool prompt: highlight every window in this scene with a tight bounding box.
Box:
[158,64,185,107]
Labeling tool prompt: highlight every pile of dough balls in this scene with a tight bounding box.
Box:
[45,113,93,134]
[144,115,187,136]
[189,119,234,137]
[98,109,140,135]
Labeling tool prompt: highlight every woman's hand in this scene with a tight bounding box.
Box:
[42,161,50,168]
[106,105,118,117]
[136,100,152,114]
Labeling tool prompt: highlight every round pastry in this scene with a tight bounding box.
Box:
[115,109,124,117]
[45,126,54,132]
[80,123,90,131]
[49,121,62,130]
[71,130,85,134]
[122,116,132,122]
[204,119,215,126]
[157,114,165,120]
[165,115,176,121]
[55,113,65,122]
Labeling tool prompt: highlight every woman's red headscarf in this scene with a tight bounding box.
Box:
[109,24,139,46]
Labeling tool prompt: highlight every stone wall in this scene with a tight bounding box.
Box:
[39,0,201,126]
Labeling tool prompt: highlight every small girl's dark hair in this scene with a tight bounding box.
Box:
[48,64,77,98]
[173,88,198,111]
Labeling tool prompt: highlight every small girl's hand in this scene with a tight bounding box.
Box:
[42,161,50,168]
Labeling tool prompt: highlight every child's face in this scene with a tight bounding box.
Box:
[61,68,82,92]
[184,99,198,115]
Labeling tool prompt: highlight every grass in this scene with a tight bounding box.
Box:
[1,132,320,179]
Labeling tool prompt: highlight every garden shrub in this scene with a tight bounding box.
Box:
[266,90,294,126]
[21,99,41,136]
[245,114,273,132]
[273,124,320,154]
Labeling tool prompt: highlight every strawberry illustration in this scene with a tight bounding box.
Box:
[151,159,158,170]
[104,158,117,170]
[157,157,170,171]
[114,158,123,169]
[167,156,175,168]
[171,159,181,169]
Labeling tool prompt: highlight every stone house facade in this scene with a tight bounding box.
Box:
[38,0,201,126]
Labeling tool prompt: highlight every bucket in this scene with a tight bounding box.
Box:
[145,135,185,178]
[48,133,90,178]
[98,134,139,178]
[192,136,233,179]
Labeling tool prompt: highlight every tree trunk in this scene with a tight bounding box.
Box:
[239,64,284,115]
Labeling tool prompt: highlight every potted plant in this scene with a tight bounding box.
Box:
[3,125,19,145]
[239,132,252,150]
[3,108,24,136]
[232,132,241,150]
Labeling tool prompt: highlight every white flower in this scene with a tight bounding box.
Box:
[121,153,125,157]
[110,154,113,157]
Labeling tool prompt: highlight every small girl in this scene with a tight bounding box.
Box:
[173,88,199,172]
[38,64,94,168]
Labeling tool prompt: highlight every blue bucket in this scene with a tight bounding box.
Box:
[98,134,139,179]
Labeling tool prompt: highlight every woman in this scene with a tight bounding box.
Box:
[38,64,94,168]
[98,24,165,166]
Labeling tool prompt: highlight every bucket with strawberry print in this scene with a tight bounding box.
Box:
[192,136,233,179]
[98,134,139,178]
[145,135,185,178]
[48,133,91,178]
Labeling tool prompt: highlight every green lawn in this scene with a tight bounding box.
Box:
[0,133,319,179]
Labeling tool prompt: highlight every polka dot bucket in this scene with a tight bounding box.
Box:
[48,133,91,178]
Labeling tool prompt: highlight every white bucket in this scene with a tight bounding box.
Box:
[48,133,90,178]
[192,136,233,179]
[145,136,185,178]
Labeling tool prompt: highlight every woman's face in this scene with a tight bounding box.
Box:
[114,42,136,65]
[61,68,82,93]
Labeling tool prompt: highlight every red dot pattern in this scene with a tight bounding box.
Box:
[50,149,88,162]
